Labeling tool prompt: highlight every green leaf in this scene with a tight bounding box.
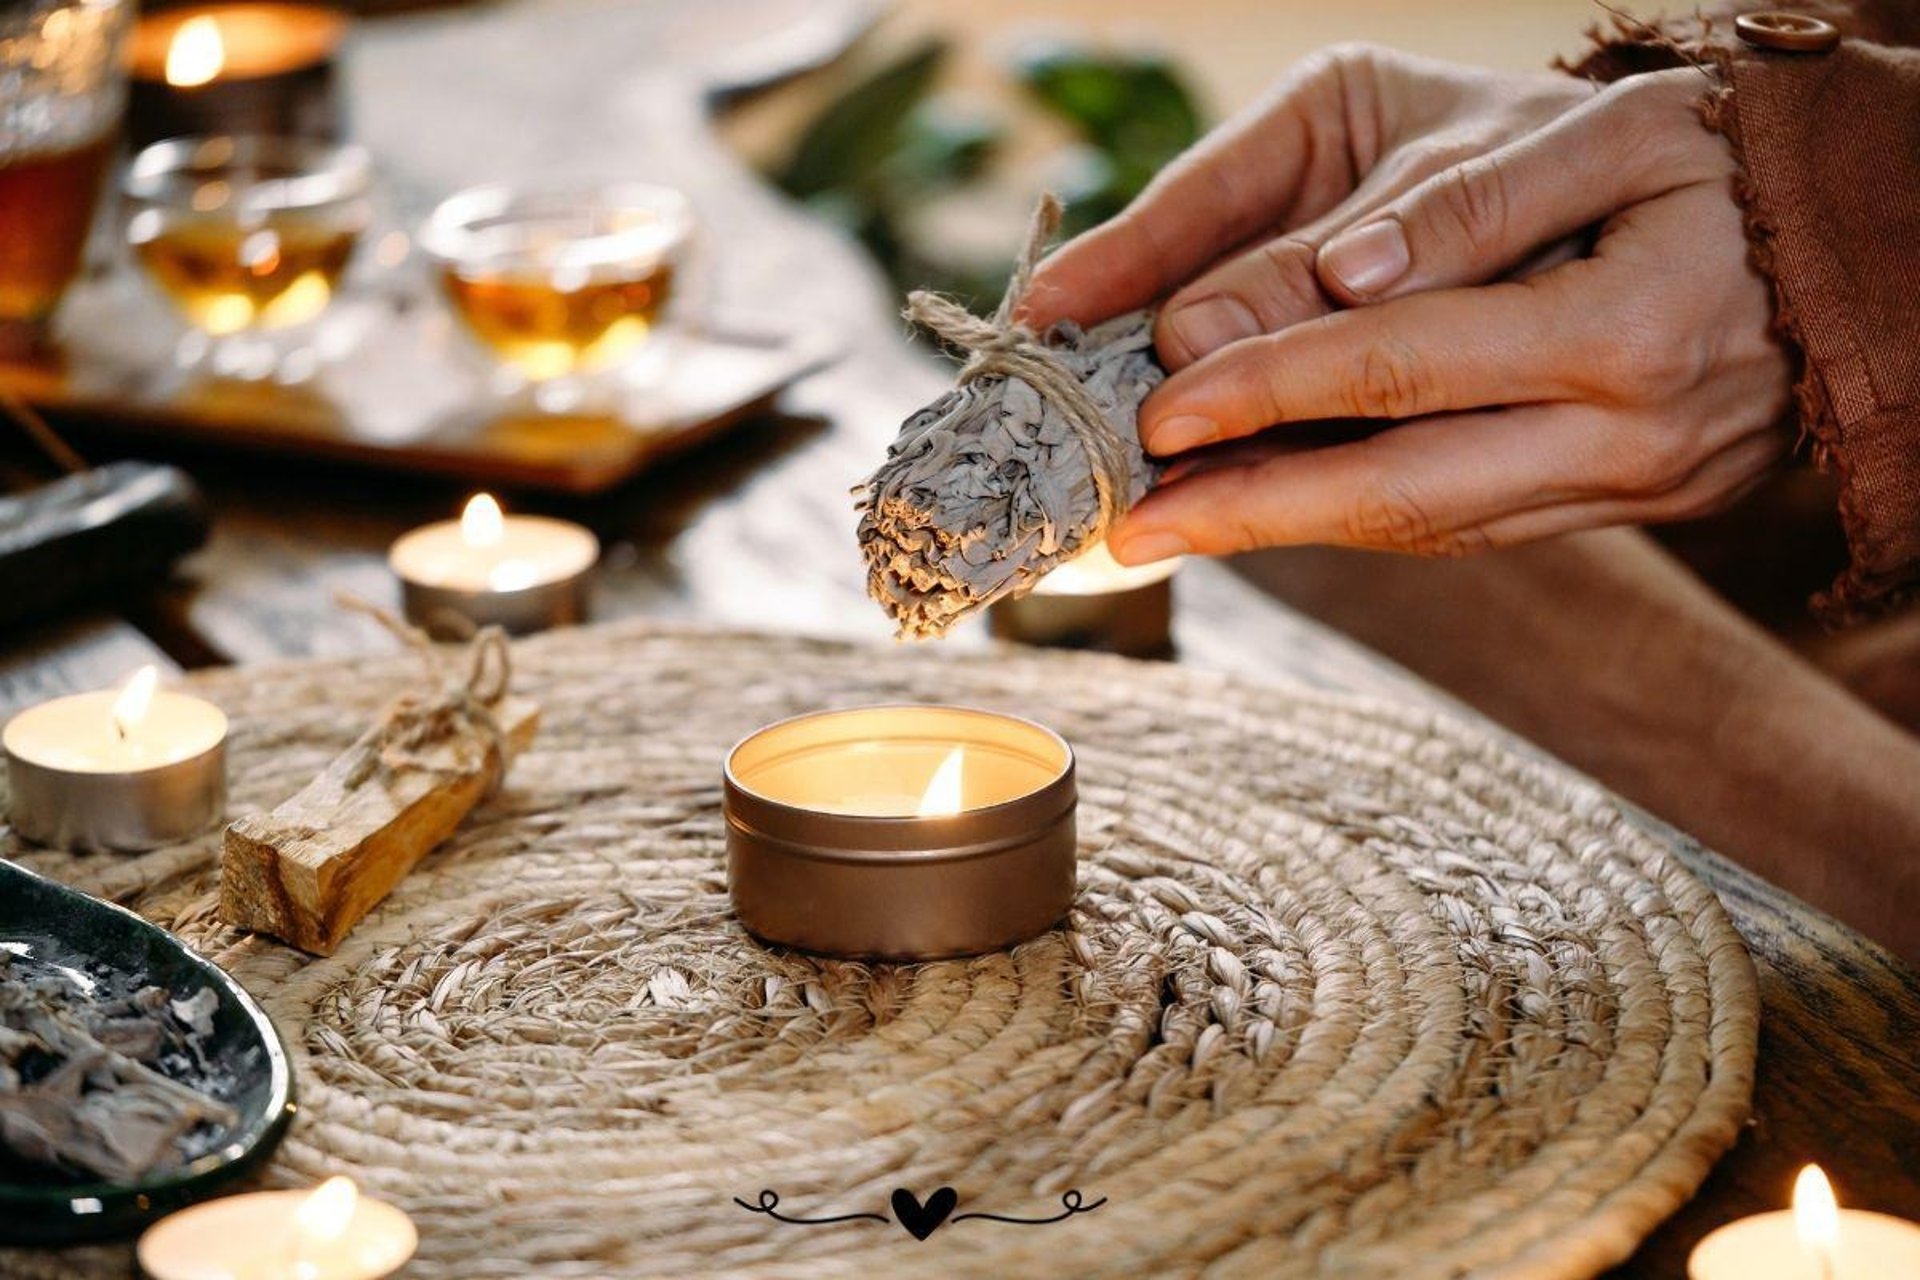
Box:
[881,98,1002,193]
[774,40,948,200]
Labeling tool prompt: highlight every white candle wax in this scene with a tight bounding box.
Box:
[388,506,597,594]
[4,668,228,850]
[1032,540,1180,598]
[1689,1209,1920,1280]
[822,746,967,818]
[138,1183,416,1280]
[3,689,226,774]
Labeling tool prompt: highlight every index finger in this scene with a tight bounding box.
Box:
[1137,269,1599,454]
[1017,50,1357,332]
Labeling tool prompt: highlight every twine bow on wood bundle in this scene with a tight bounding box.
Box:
[334,594,512,789]
[858,194,1165,640]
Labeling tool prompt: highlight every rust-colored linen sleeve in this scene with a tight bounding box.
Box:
[1569,4,1920,623]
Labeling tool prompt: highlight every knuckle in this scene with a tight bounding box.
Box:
[1342,472,1461,555]
[1433,155,1511,258]
[1600,71,1723,178]
[1610,322,1707,403]
[1607,422,1698,494]
[1349,336,1441,420]
[1250,237,1328,319]
[1198,468,1274,555]
[1218,511,1269,555]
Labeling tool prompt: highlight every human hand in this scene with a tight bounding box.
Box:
[1021,51,1794,563]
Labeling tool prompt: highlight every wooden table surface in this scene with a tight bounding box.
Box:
[1,2,1914,1276]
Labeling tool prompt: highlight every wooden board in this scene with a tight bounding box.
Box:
[0,266,838,494]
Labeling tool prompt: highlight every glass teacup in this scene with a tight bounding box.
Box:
[419,181,694,410]
[123,134,372,377]
[0,0,132,358]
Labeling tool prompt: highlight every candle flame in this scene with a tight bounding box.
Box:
[916,747,965,817]
[110,666,159,741]
[291,1176,358,1249]
[164,16,225,87]
[461,493,505,549]
[1794,1165,1840,1256]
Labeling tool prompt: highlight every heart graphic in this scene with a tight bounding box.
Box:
[890,1187,958,1240]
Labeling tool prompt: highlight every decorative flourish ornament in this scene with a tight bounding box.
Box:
[735,1187,1107,1241]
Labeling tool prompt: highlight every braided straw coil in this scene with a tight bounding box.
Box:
[7,624,1757,1280]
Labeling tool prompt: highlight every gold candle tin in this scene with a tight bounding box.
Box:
[723,705,1077,961]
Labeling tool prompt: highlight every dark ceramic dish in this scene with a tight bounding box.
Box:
[0,859,295,1245]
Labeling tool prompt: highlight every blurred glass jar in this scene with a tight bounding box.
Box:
[420,181,694,402]
[0,0,133,356]
[123,134,371,354]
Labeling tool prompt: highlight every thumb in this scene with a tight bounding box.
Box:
[1314,74,1710,304]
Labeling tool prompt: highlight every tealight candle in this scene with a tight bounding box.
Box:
[389,493,598,638]
[989,540,1179,658]
[138,1175,417,1280]
[127,2,346,150]
[4,666,227,852]
[724,705,1076,960]
[1689,1166,1920,1280]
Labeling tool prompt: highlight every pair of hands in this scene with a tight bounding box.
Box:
[1018,46,1794,564]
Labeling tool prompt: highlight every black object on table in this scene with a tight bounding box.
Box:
[0,463,210,631]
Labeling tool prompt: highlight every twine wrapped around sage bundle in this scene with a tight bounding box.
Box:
[857,195,1163,639]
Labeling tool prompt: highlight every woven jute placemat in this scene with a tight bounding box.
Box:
[8,624,1758,1279]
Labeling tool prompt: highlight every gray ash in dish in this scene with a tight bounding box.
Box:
[0,948,237,1184]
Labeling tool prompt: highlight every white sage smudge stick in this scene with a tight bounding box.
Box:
[856,194,1163,639]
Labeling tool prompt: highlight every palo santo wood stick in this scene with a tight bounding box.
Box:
[220,608,538,956]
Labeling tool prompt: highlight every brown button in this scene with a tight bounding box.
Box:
[1734,11,1841,53]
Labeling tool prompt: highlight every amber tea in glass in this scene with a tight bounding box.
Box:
[123,135,371,342]
[421,182,693,385]
[0,0,132,351]
[133,213,360,334]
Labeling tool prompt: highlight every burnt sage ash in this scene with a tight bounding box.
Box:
[0,950,237,1184]
[857,196,1163,640]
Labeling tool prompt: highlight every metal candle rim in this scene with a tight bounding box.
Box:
[723,703,1076,859]
[2,693,229,778]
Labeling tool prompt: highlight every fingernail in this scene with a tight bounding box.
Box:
[1165,296,1259,361]
[1320,219,1410,298]
[1112,531,1191,565]
[1148,414,1218,456]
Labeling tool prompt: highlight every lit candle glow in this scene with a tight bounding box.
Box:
[916,747,965,817]
[4,670,228,851]
[165,16,225,87]
[1689,1164,1920,1280]
[1033,539,1180,598]
[388,494,598,635]
[138,1175,416,1280]
[7,669,225,774]
[112,665,160,743]
[461,492,504,549]
[1798,1165,1840,1277]
[991,539,1179,658]
[292,1175,358,1252]
[725,705,1077,959]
